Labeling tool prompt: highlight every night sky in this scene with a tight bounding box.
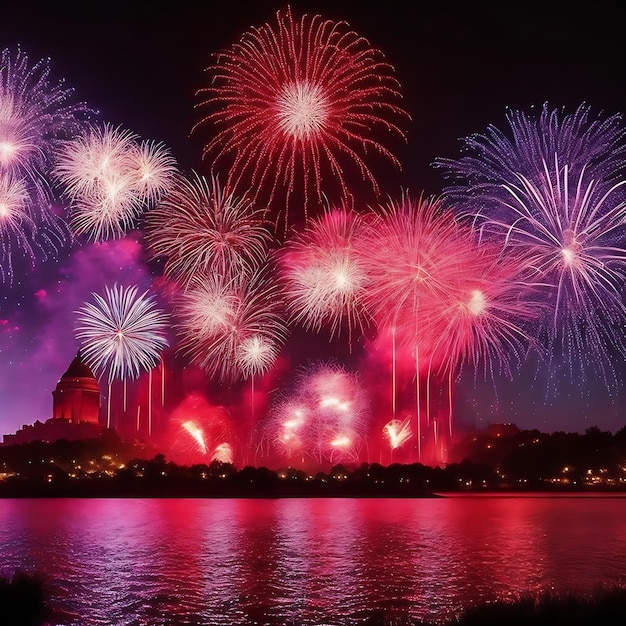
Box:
[1,0,625,439]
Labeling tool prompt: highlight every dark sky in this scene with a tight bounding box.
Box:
[1,0,625,437]
[5,0,625,194]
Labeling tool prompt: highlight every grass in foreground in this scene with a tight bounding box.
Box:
[448,586,626,625]
[361,586,626,626]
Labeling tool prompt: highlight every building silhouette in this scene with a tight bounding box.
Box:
[2,352,104,445]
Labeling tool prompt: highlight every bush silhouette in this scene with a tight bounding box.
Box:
[0,571,47,626]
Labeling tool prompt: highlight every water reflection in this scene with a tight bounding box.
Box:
[1,496,625,625]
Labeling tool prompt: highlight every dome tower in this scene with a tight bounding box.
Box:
[52,351,101,424]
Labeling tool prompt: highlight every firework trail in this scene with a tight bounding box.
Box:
[194,6,408,233]
[0,47,93,282]
[146,171,272,287]
[75,283,170,382]
[434,104,626,386]
[54,123,177,241]
[279,204,373,344]
[174,267,288,383]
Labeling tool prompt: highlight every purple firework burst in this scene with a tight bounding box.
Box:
[0,47,95,282]
[434,103,626,387]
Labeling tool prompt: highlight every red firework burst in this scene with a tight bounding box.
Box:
[263,361,369,465]
[194,6,409,233]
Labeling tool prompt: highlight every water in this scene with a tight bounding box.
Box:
[1,495,626,625]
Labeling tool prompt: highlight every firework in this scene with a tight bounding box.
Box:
[427,241,542,379]
[264,361,369,464]
[0,46,93,178]
[357,191,470,438]
[268,402,309,460]
[145,171,272,287]
[174,272,238,339]
[435,104,626,197]
[383,417,412,450]
[75,283,170,381]
[0,47,92,281]
[360,191,542,376]
[174,267,288,382]
[0,185,69,282]
[279,204,373,342]
[194,6,408,232]
[355,191,543,461]
[435,104,626,384]
[236,334,281,380]
[164,394,236,466]
[0,173,35,282]
[130,139,179,205]
[360,192,477,355]
[182,420,208,455]
[54,123,177,241]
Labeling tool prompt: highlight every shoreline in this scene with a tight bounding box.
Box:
[2,484,626,499]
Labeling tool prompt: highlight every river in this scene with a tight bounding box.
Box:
[1,494,625,625]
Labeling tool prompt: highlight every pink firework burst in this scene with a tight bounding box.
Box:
[266,401,309,460]
[264,361,369,464]
[194,6,409,232]
[361,191,541,378]
[361,192,475,356]
[278,203,373,343]
[428,242,543,379]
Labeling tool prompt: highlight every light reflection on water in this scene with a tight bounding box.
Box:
[1,496,626,625]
